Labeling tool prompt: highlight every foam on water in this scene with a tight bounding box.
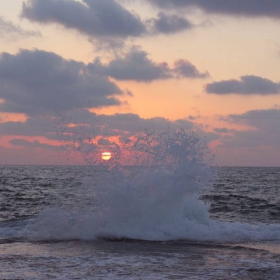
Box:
[1,130,280,242]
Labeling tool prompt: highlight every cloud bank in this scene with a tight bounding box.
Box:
[0,49,124,116]
[206,76,280,95]
[148,0,280,18]
[219,108,280,149]
[0,109,197,149]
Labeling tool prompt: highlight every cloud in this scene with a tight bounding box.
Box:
[10,138,67,150]
[0,108,219,166]
[228,108,280,132]
[93,113,218,143]
[97,113,194,134]
[148,0,280,18]
[0,49,124,116]
[0,109,195,141]
[75,113,222,153]
[0,16,40,39]
[173,59,209,79]
[218,108,280,149]
[229,108,280,121]
[212,108,280,166]
[206,75,280,95]
[88,48,209,82]
[0,117,57,137]
[22,0,146,39]
[88,48,171,82]
[147,12,193,34]
[22,0,196,42]
[221,129,280,149]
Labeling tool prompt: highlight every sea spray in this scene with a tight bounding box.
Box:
[26,130,280,242]
[29,129,212,239]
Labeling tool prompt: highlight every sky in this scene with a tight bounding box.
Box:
[0,0,280,166]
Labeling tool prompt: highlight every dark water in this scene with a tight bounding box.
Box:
[204,167,280,224]
[0,166,280,279]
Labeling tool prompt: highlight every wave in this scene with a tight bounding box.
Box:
[1,130,280,243]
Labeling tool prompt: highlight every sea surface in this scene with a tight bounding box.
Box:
[0,165,280,279]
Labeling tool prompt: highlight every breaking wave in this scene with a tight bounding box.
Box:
[2,130,280,242]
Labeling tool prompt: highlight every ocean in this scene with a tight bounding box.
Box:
[0,132,280,279]
[0,165,279,279]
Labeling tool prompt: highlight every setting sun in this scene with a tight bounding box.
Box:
[101,152,112,161]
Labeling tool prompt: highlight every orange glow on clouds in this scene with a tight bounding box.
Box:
[0,112,27,123]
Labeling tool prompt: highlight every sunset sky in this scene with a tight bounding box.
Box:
[0,0,280,166]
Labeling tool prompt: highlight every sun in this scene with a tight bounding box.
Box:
[101,152,112,161]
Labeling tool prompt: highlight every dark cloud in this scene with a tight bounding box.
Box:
[0,109,194,141]
[0,113,87,142]
[228,108,280,132]
[0,109,219,166]
[97,113,194,134]
[81,113,221,149]
[229,108,280,121]
[22,0,145,38]
[0,16,40,39]
[95,113,218,143]
[148,0,280,18]
[0,117,56,137]
[88,48,209,82]
[22,0,196,42]
[173,60,209,79]
[206,75,280,95]
[10,138,67,150]
[218,108,280,149]
[147,12,193,34]
[88,48,171,82]
[212,108,280,166]
[220,129,280,150]
[0,49,124,116]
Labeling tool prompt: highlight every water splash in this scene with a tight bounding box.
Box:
[30,130,212,239]
[6,129,280,242]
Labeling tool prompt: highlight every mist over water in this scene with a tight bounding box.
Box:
[23,129,280,242]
